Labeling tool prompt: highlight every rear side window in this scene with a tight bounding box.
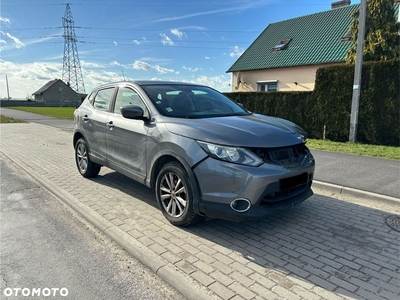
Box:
[93,88,115,112]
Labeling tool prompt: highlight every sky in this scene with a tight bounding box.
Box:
[0,0,360,99]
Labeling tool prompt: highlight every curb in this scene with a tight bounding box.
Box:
[2,152,215,300]
[312,180,400,210]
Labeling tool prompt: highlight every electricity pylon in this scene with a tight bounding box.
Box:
[62,3,85,94]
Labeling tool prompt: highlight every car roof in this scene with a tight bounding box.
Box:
[93,80,206,90]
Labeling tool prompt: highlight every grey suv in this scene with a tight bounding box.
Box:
[73,81,315,226]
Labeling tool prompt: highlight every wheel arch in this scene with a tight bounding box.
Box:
[149,152,203,215]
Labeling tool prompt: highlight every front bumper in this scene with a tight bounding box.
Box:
[193,155,315,222]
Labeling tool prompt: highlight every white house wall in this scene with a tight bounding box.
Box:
[232,63,343,92]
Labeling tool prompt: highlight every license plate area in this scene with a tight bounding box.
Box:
[280,173,308,190]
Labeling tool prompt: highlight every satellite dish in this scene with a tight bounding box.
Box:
[236,72,241,87]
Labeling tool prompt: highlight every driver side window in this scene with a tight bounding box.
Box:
[114,87,145,114]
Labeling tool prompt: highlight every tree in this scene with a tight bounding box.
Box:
[345,0,400,64]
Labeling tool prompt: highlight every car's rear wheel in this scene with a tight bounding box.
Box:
[75,138,101,178]
[155,161,198,226]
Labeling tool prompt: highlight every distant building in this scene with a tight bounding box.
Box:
[32,79,83,106]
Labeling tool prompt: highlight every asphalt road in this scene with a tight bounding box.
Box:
[0,155,185,300]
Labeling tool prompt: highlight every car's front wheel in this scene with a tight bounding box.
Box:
[155,161,198,226]
[75,138,101,178]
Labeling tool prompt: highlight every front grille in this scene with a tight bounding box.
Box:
[250,143,309,168]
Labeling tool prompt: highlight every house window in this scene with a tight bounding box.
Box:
[272,39,291,51]
[257,81,278,92]
[341,31,352,42]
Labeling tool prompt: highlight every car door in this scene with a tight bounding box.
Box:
[105,86,149,183]
[81,87,115,164]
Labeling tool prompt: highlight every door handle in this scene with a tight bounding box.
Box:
[82,115,89,122]
[107,121,115,129]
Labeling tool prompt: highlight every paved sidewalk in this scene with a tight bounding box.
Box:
[1,107,399,200]
[1,123,400,300]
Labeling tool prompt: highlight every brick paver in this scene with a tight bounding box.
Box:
[1,123,400,300]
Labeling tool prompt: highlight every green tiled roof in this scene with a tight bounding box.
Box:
[227,4,360,72]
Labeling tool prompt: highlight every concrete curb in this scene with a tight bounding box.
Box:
[313,180,400,210]
[2,152,214,300]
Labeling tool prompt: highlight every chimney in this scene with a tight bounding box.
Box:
[331,0,351,9]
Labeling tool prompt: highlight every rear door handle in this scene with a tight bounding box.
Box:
[82,115,89,122]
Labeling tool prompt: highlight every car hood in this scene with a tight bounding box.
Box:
[164,113,306,147]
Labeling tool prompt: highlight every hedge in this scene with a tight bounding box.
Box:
[225,60,399,146]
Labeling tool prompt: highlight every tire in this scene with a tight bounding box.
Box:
[75,138,101,178]
[155,161,199,226]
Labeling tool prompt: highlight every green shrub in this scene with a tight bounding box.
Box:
[225,60,399,146]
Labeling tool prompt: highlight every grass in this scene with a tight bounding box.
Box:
[10,107,76,119]
[307,139,399,160]
[0,115,27,123]
[3,107,399,160]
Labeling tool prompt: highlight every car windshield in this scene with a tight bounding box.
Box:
[141,84,250,118]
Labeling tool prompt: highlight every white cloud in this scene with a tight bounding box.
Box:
[154,65,174,74]
[170,29,186,39]
[110,60,122,66]
[183,66,199,72]
[0,31,25,49]
[81,61,104,68]
[113,41,118,46]
[153,1,273,23]
[132,60,175,74]
[160,33,174,46]
[205,56,210,60]
[0,17,11,24]
[133,40,141,45]
[133,60,152,70]
[151,77,162,81]
[191,75,231,92]
[229,45,244,57]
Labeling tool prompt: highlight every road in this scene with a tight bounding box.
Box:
[0,154,185,300]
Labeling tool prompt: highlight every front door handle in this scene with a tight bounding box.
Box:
[107,121,115,130]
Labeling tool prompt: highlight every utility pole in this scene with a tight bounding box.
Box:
[349,0,367,142]
[5,74,10,100]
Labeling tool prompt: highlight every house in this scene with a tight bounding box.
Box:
[32,79,82,105]
[227,1,360,92]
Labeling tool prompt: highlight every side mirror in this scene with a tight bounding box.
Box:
[121,105,147,120]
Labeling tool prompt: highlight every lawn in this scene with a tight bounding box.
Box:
[9,107,75,119]
[0,115,27,123]
[307,139,399,161]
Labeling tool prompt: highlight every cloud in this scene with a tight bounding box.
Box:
[160,33,174,46]
[170,29,186,39]
[0,17,11,24]
[183,66,199,72]
[133,40,141,45]
[0,31,25,49]
[132,60,175,74]
[190,75,231,92]
[229,45,244,57]
[133,60,152,70]
[154,65,174,74]
[154,0,273,23]
[205,56,210,60]
[80,61,104,68]
[113,41,118,46]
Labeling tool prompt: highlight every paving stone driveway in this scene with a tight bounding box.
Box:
[1,123,399,300]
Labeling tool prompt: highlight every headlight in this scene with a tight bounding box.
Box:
[197,141,263,167]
